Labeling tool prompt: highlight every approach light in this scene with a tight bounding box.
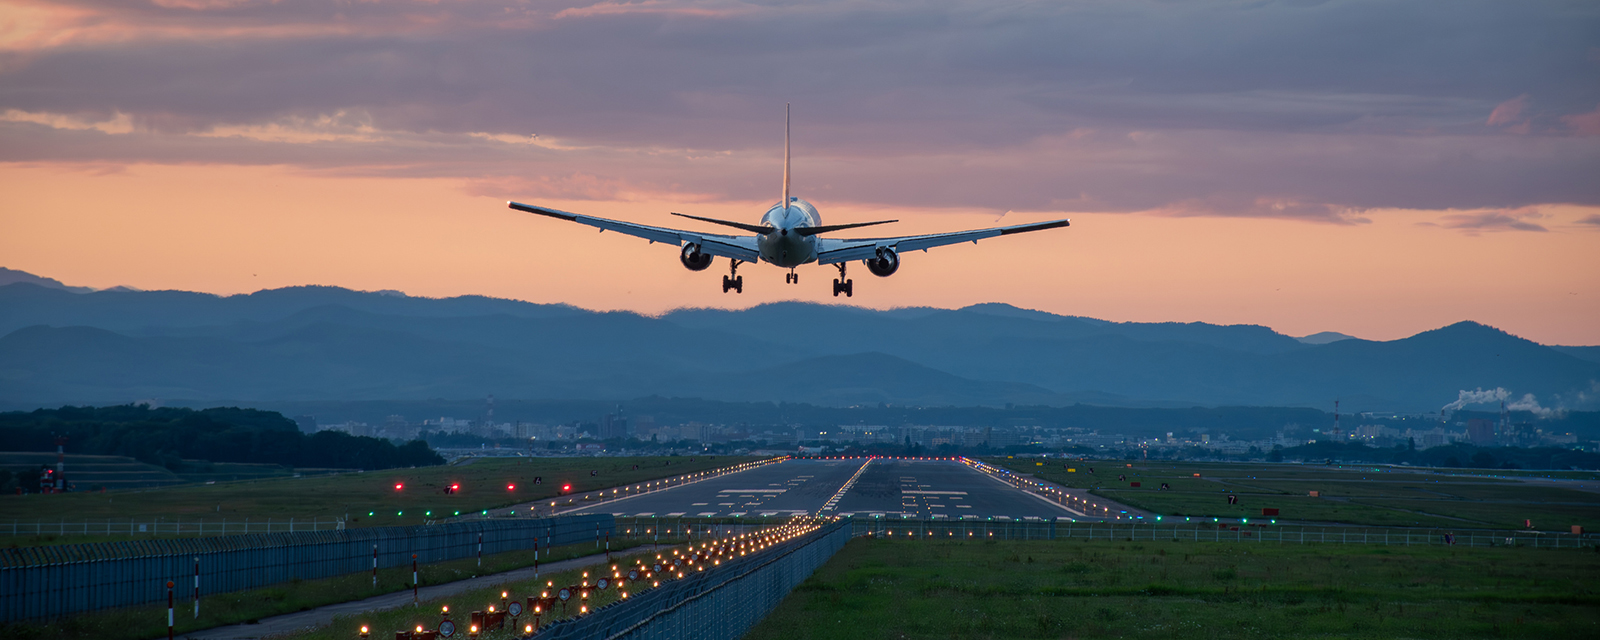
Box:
[395,483,404,491]
[508,484,515,491]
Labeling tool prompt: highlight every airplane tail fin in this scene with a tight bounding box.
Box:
[782,103,790,209]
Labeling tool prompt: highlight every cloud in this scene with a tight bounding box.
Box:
[1,108,134,134]
[1577,214,1600,226]
[1424,208,1548,234]
[1486,94,1527,126]
[1563,104,1600,136]
[2,0,1599,217]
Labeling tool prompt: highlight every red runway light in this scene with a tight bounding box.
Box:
[507,484,516,491]
[394,483,403,491]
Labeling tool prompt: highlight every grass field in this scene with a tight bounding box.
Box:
[0,539,653,640]
[0,456,763,544]
[747,537,1600,640]
[988,458,1600,532]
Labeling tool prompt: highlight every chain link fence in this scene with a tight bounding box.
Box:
[0,514,614,622]
[530,520,850,640]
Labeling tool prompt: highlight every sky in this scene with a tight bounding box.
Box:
[1,0,1597,344]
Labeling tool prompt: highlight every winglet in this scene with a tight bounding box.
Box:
[782,103,790,210]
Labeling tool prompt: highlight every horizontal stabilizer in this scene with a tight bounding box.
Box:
[794,220,898,237]
[671,212,775,234]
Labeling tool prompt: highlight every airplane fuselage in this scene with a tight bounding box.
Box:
[756,197,822,268]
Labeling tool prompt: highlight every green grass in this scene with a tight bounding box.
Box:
[747,538,1600,640]
[0,456,764,543]
[0,539,659,640]
[988,459,1600,531]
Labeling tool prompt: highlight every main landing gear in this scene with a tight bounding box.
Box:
[785,270,799,284]
[722,260,745,293]
[832,263,854,297]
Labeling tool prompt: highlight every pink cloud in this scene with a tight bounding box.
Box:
[1576,213,1600,227]
[1424,208,1548,234]
[1486,94,1527,127]
[1562,104,1600,136]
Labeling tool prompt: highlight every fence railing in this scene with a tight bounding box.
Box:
[846,518,1599,548]
[0,514,614,622]
[3,517,345,538]
[532,520,850,640]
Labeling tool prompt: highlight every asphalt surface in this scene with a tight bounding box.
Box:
[569,458,1092,521]
[566,458,867,517]
[832,459,1081,520]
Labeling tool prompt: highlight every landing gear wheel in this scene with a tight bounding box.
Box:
[786,272,799,284]
[831,263,853,297]
[723,260,745,294]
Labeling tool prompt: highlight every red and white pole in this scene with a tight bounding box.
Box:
[192,557,199,619]
[371,544,378,589]
[534,540,540,579]
[166,580,175,640]
[412,554,418,605]
[477,533,483,567]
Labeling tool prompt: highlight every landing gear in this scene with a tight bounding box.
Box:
[722,260,745,294]
[831,263,853,297]
[785,270,799,284]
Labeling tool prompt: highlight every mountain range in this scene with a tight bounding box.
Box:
[1,270,1596,413]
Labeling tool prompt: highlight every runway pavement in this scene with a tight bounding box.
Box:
[566,458,868,518]
[831,458,1081,521]
[569,458,1100,521]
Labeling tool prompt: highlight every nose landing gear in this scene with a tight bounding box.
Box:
[831,263,853,297]
[722,260,745,293]
[785,270,799,284]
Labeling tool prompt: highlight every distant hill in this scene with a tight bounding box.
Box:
[1,272,1596,412]
[1296,331,1356,345]
[1553,346,1600,365]
[0,267,95,293]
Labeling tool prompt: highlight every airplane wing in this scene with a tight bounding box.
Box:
[508,201,760,262]
[814,218,1070,264]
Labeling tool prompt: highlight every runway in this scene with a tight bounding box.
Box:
[570,458,1091,521]
[566,458,866,518]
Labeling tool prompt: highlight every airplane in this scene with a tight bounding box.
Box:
[507,105,1070,297]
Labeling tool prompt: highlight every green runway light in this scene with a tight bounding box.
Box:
[426,511,431,516]
[397,511,403,516]
[454,511,460,516]
[368,512,374,516]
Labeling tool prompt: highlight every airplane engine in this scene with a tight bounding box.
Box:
[680,243,714,271]
[865,247,899,277]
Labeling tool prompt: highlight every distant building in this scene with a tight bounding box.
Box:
[600,413,630,439]
[1467,419,1497,445]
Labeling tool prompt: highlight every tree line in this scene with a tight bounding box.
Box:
[0,405,443,477]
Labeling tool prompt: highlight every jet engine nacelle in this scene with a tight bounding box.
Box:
[680,243,713,271]
[865,247,899,277]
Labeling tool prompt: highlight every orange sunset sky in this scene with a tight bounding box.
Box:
[2,0,1598,344]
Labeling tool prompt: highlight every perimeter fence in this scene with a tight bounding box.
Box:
[531,520,850,640]
[0,514,614,622]
[846,517,1600,548]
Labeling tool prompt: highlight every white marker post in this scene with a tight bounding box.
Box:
[166,580,174,640]
[412,554,418,605]
[371,544,378,588]
[477,533,483,567]
[192,557,199,619]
